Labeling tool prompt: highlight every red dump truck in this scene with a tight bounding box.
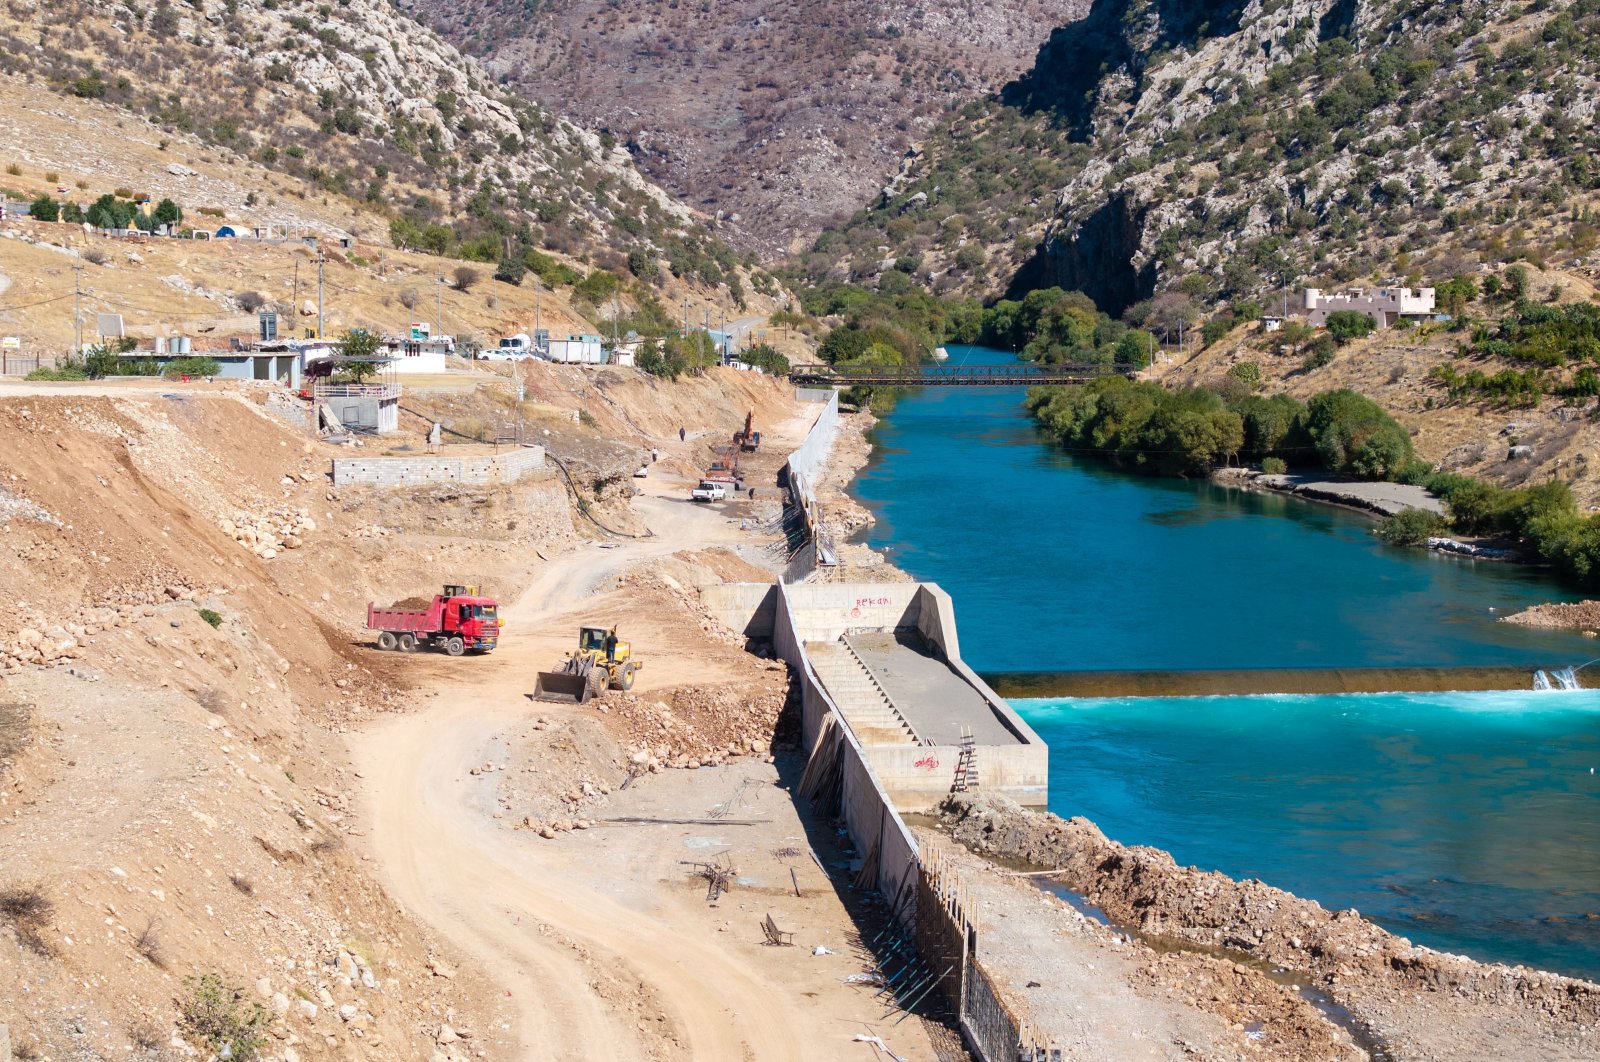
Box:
[366,584,501,656]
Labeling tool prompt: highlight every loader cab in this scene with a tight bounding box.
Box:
[579,626,609,653]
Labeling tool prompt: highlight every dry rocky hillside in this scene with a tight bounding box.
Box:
[819,0,1600,316]
[401,0,1087,258]
[1157,262,1600,503]
[0,362,810,1059]
[0,0,777,306]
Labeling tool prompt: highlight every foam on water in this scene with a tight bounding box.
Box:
[1017,688,1600,979]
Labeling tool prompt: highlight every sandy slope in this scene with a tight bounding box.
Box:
[351,405,937,1060]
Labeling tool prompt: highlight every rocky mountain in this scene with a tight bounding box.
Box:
[397,0,1087,258]
[0,0,772,303]
[810,0,1600,318]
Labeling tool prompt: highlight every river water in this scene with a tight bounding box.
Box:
[851,345,1600,978]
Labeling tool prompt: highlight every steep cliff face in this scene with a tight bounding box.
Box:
[808,0,1600,316]
[398,0,1088,259]
[1003,0,1253,138]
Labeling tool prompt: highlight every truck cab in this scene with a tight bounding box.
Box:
[691,480,728,502]
[445,597,500,649]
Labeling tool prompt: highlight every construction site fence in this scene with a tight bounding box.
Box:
[920,843,1051,1061]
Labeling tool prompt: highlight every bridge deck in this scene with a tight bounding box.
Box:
[788,363,1129,387]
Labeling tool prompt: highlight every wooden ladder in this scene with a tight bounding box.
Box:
[952,726,979,792]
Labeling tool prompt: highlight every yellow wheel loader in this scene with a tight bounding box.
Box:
[532,625,641,704]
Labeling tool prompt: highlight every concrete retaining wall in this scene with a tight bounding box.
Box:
[776,579,1043,1062]
[772,581,920,906]
[331,446,545,487]
[698,583,778,640]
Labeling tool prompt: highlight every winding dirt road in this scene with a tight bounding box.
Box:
[352,481,823,1059]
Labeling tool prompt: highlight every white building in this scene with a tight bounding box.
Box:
[379,333,456,374]
[546,334,605,364]
[1303,287,1436,329]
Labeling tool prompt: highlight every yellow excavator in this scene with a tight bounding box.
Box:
[533,625,642,704]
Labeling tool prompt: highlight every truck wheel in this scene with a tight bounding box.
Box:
[377,631,397,651]
[612,662,636,691]
[397,633,418,653]
[587,666,608,695]
[445,636,466,657]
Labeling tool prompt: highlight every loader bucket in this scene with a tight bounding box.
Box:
[533,669,592,704]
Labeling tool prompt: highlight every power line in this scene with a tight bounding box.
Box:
[0,293,74,312]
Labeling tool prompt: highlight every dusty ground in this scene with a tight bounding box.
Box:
[349,407,945,1060]
[0,362,888,1060]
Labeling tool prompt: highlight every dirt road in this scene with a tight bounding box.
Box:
[351,433,932,1060]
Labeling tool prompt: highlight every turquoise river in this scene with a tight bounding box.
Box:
[850,345,1600,979]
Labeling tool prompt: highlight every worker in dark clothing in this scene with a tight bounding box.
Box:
[604,628,619,662]
[679,426,686,442]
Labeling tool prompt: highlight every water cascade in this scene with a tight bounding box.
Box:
[1533,667,1581,690]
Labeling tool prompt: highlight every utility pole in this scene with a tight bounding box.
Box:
[72,251,83,355]
[436,277,444,338]
[316,252,325,340]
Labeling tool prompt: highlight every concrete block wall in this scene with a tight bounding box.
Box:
[331,445,545,487]
[781,582,923,643]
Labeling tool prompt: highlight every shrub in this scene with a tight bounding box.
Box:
[493,257,526,285]
[452,265,480,292]
[1301,388,1413,479]
[1300,333,1338,371]
[25,360,88,381]
[198,609,223,631]
[398,287,419,310]
[162,357,221,379]
[1377,507,1447,545]
[1325,310,1377,343]
[1261,456,1288,474]
[235,291,266,312]
[1227,361,1262,391]
[178,974,270,1061]
[0,883,55,954]
[28,195,58,222]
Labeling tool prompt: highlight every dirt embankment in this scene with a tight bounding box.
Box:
[0,362,814,1060]
[1501,600,1600,633]
[939,793,1600,1062]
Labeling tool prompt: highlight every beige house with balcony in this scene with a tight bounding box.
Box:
[1303,286,1436,329]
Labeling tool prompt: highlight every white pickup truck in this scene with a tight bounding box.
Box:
[691,480,729,502]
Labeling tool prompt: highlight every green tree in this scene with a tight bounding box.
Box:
[1325,310,1376,343]
[153,197,182,228]
[1505,264,1531,300]
[59,202,85,223]
[1301,389,1413,479]
[494,257,526,285]
[1436,275,1478,316]
[28,195,58,222]
[335,327,382,381]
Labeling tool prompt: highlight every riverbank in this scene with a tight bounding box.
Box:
[1503,599,1600,632]
[1213,466,1442,518]
[838,374,1600,1057]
